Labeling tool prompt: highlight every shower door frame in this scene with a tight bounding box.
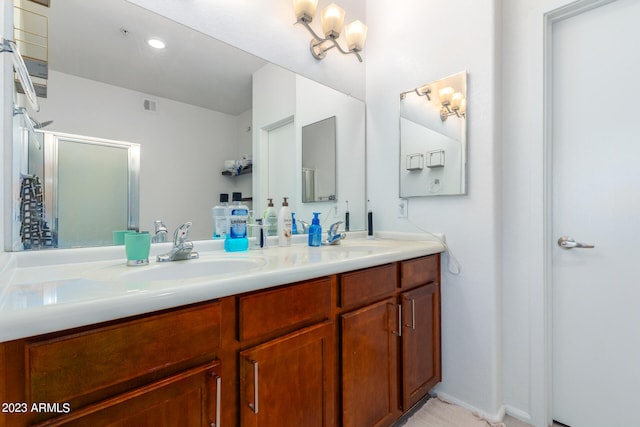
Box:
[41,131,140,248]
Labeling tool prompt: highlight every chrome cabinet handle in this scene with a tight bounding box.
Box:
[389,303,402,336]
[405,298,416,330]
[248,359,259,414]
[210,372,222,427]
[558,236,595,249]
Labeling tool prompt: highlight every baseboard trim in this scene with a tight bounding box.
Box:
[435,392,506,424]
[504,405,532,424]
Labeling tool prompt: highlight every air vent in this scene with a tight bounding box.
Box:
[143,99,157,112]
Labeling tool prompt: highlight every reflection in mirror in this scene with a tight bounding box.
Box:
[40,132,140,249]
[252,64,366,231]
[9,0,367,250]
[302,116,336,203]
[399,71,467,197]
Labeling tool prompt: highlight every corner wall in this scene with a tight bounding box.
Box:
[501,1,588,426]
[366,0,504,420]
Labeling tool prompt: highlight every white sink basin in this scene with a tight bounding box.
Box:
[119,257,265,282]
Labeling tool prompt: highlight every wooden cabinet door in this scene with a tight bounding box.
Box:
[341,297,398,427]
[400,282,441,410]
[239,321,336,427]
[32,361,222,427]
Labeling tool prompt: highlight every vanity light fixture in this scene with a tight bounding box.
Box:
[415,85,432,100]
[293,0,367,62]
[438,86,466,121]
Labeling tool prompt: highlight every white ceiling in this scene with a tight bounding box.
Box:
[45,0,267,115]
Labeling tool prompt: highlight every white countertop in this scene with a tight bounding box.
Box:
[0,232,445,342]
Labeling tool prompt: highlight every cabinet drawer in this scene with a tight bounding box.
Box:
[400,255,439,289]
[238,277,332,342]
[30,361,222,427]
[26,301,221,408]
[339,263,397,309]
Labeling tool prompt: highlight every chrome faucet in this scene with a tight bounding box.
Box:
[157,222,199,262]
[297,219,310,234]
[323,221,346,245]
[152,220,168,243]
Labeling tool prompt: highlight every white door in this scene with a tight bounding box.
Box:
[552,1,640,426]
[267,121,296,205]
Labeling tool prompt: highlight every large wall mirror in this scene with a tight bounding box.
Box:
[8,0,366,250]
[399,71,467,197]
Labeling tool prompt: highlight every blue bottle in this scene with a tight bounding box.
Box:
[308,212,322,247]
[225,192,249,252]
[291,212,298,234]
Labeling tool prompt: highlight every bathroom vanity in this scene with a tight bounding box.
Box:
[0,233,443,427]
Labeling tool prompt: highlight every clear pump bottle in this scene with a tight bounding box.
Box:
[212,193,229,239]
[264,198,278,237]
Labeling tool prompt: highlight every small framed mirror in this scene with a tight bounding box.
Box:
[399,71,467,197]
[301,116,337,203]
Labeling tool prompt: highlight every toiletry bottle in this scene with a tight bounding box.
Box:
[225,192,249,251]
[252,218,266,249]
[212,193,229,239]
[367,199,374,239]
[345,200,350,232]
[247,210,254,238]
[277,197,292,247]
[264,198,278,237]
[291,212,298,235]
[308,212,322,247]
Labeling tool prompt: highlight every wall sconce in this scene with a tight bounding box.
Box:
[414,85,432,100]
[438,86,466,121]
[293,0,367,62]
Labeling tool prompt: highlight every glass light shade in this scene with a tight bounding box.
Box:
[293,0,318,22]
[451,92,463,110]
[439,86,454,106]
[459,98,467,115]
[321,3,346,39]
[345,20,367,51]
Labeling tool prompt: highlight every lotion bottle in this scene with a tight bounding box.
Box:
[277,197,292,247]
[264,198,278,237]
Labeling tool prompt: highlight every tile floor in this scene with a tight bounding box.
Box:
[504,415,564,427]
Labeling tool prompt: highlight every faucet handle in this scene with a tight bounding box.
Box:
[328,221,343,236]
[154,220,167,234]
[173,222,193,245]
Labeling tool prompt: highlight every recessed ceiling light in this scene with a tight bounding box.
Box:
[147,38,166,49]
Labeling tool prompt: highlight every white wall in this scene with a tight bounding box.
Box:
[366,0,504,421]
[26,70,251,241]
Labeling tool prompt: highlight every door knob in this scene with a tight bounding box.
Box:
[557,236,595,249]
